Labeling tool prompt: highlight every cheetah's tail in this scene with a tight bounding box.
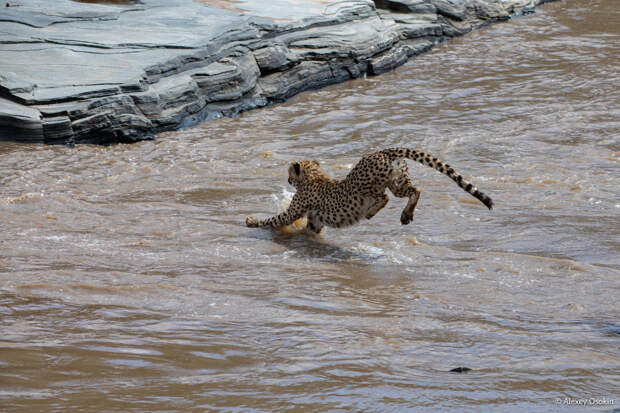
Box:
[383,147,494,210]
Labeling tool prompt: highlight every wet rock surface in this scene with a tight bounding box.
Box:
[0,0,553,144]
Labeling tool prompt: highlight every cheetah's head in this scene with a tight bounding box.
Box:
[287,160,330,187]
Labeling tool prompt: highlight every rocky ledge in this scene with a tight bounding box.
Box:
[0,0,552,145]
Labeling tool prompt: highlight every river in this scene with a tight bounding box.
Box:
[1,0,618,411]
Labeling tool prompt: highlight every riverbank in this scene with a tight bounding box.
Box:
[0,0,553,144]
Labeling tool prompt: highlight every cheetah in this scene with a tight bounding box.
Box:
[246,148,493,233]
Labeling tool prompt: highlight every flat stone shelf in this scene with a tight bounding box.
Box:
[0,0,552,144]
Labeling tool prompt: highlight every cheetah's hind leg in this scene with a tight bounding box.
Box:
[388,176,421,225]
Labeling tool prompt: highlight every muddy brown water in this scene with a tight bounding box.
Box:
[1,1,619,411]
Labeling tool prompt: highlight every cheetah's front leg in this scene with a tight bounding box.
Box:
[246,209,303,228]
[306,211,324,234]
[246,197,305,228]
[365,193,389,220]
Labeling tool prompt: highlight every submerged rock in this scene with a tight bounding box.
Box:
[450,366,473,373]
[0,0,554,144]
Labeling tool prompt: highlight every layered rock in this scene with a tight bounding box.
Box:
[0,0,553,144]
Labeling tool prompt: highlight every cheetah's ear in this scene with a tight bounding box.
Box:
[293,162,300,175]
[312,160,320,166]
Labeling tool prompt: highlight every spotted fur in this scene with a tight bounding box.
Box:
[246,148,493,232]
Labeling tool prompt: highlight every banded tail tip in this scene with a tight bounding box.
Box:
[472,188,493,210]
[483,196,494,210]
